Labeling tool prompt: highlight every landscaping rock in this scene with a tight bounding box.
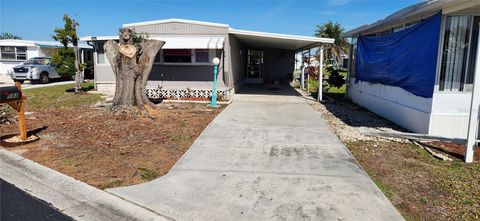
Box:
[297,89,408,143]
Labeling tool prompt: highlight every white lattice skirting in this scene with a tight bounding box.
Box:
[146,88,232,101]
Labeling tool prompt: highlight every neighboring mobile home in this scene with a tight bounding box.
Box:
[0,39,94,83]
[80,19,333,100]
[343,0,480,141]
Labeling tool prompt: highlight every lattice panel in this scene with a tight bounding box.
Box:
[146,88,231,101]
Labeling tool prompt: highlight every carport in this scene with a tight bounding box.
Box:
[228,29,334,101]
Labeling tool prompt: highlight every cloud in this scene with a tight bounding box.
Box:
[327,0,351,5]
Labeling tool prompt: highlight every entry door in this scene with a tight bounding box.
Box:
[245,50,263,84]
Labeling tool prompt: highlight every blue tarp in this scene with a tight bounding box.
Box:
[355,13,442,98]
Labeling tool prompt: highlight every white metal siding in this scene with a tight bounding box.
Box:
[228,35,244,90]
[130,22,228,35]
[348,79,432,133]
[429,93,474,138]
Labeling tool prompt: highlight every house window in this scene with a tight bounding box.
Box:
[349,37,357,78]
[392,25,405,33]
[439,15,476,92]
[16,47,27,60]
[96,43,105,64]
[379,30,391,36]
[466,16,480,91]
[163,49,192,63]
[86,51,92,62]
[195,49,209,63]
[0,46,27,60]
[406,21,420,29]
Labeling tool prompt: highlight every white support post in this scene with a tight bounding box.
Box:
[301,50,305,90]
[318,44,324,102]
[81,49,85,80]
[465,24,480,163]
[308,49,311,94]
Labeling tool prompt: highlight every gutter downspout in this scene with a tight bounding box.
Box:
[86,40,97,90]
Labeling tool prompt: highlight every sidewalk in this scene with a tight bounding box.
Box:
[0,149,169,221]
[108,85,405,220]
[0,80,75,90]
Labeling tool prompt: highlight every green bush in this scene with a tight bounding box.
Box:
[326,66,345,89]
[51,48,76,78]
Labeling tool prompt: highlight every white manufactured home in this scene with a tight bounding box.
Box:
[0,39,94,83]
[80,19,333,100]
[344,0,480,142]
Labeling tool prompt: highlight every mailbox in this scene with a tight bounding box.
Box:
[1,82,27,141]
[0,86,22,103]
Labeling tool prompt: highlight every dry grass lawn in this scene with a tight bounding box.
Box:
[0,83,222,189]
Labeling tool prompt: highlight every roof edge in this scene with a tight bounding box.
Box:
[343,0,452,37]
[229,28,335,44]
[123,18,230,28]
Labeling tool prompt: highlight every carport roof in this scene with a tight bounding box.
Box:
[229,29,334,51]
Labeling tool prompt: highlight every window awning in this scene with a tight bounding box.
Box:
[150,36,225,49]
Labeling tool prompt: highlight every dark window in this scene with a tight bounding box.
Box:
[195,49,209,63]
[392,25,405,33]
[349,37,357,78]
[163,49,192,63]
[1,46,16,60]
[16,47,26,60]
[465,16,480,91]
[86,51,92,62]
[379,30,391,36]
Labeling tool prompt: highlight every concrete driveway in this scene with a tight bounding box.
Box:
[108,85,404,221]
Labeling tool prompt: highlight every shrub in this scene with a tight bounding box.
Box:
[51,48,76,78]
[326,66,345,89]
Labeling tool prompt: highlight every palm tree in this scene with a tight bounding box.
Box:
[314,21,349,65]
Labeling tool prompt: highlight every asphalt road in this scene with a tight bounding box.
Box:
[0,178,74,221]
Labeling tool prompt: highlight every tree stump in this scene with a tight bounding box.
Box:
[104,28,165,114]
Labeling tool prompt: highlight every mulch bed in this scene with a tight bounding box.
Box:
[0,104,222,189]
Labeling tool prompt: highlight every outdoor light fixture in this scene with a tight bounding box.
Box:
[209,57,221,107]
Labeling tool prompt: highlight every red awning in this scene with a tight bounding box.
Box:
[163,49,191,56]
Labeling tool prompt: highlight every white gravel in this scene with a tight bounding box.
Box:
[296,88,407,143]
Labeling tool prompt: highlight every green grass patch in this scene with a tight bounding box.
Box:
[138,168,158,181]
[346,140,480,220]
[370,175,394,199]
[22,83,103,111]
[171,134,189,142]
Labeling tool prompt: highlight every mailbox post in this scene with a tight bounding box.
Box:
[1,82,27,140]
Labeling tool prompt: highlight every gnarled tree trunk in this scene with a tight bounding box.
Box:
[104,28,165,114]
